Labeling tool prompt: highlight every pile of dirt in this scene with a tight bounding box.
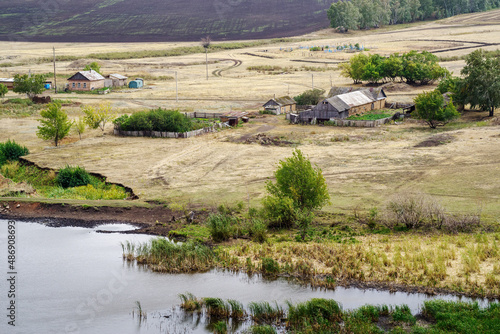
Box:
[244,133,294,146]
[382,82,412,92]
[415,134,455,147]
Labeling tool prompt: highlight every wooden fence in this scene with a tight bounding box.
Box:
[329,117,393,127]
[114,123,223,138]
[183,112,223,119]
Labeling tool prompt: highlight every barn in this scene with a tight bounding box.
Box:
[67,70,105,91]
[262,96,296,115]
[296,88,387,123]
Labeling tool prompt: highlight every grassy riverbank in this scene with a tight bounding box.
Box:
[174,294,500,334]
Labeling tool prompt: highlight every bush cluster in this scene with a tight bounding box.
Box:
[340,51,449,85]
[113,108,194,133]
[0,140,29,166]
[56,165,92,188]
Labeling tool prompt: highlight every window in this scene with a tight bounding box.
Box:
[83,83,87,88]
[72,83,75,88]
[78,83,81,88]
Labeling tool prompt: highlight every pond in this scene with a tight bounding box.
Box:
[0,220,493,334]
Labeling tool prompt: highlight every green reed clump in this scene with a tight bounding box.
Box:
[207,212,238,242]
[286,298,342,332]
[123,238,215,273]
[421,300,500,333]
[211,320,227,334]
[391,305,416,325]
[261,258,280,276]
[248,325,277,334]
[227,299,245,319]
[204,298,230,319]
[178,292,203,311]
[248,301,284,324]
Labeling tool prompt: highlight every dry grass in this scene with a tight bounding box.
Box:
[222,232,500,297]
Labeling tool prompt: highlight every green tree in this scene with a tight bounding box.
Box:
[362,54,384,83]
[81,102,116,131]
[0,83,8,100]
[294,89,325,105]
[413,90,460,128]
[461,49,500,117]
[379,53,403,81]
[83,62,102,75]
[340,53,369,84]
[13,74,46,99]
[73,117,86,140]
[37,102,73,146]
[265,149,330,212]
[327,0,360,32]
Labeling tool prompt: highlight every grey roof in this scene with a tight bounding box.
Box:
[327,86,386,100]
[109,73,127,80]
[70,70,105,81]
[264,96,296,107]
[0,78,14,82]
[324,96,351,112]
[337,90,375,107]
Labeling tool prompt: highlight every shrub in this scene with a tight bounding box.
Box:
[114,108,194,133]
[385,192,445,229]
[0,140,29,166]
[249,219,268,243]
[261,195,297,229]
[56,165,92,188]
[207,213,237,242]
[294,89,325,105]
[414,90,460,128]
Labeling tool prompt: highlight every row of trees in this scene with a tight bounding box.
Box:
[328,0,500,31]
[340,50,448,84]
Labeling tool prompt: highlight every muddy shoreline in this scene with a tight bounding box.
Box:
[1,200,498,301]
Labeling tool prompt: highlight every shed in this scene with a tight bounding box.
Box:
[0,78,14,89]
[67,70,105,91]
[262,96,296,115]
[105,73,128,87]
[128,80,143,89]
[220,111,248,126]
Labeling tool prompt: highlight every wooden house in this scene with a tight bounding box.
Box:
[262,96,296,115]
[297,88,387,123]
[67,70,105,91]
[0,78,14,89]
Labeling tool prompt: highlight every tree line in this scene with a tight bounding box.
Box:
[339,50,449,84]
[328,0,500,31]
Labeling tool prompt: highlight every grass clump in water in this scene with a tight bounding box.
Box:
[122,237,215,273]
[179,292,203,311]
[286,298,343,332]
[248,301,284,324]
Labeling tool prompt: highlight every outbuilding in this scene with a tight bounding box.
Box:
[105,73,128,88]
[128,78,143,89]
[262,96,296,115]
[0,78,14,89]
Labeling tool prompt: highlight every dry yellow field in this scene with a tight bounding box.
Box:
[1,10,499,219]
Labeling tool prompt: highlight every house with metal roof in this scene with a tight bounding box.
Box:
[0,78,14,89]
[263,96,296,115]
[296,88,387,123]
[67,70,105,91]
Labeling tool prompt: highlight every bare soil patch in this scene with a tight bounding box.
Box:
[414,134,455,147]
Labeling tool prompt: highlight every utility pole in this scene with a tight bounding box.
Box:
[53,47,57,94]
[175,71,178,102]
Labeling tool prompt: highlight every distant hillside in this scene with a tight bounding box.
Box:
[0,0,332,42]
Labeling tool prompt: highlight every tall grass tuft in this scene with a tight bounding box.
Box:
[227,299,245,319]
[207,213,238,242]
[179,292,203,311]
[123,238,215,273]
[286,298,342,331]
[0,140,29,166]
[248,325,277,334]
[204,298,230,319]
[248,301,283,324]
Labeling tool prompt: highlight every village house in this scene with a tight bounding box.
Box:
[105,73,128,88]
[262,96,296,115]
[67,70,105,91]
[294,87,387,123]
[0,78,14,89]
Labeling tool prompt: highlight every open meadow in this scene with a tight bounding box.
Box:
[1,10,500,219]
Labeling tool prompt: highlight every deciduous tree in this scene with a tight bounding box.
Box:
[327,0,360,32]
[13,74,45,99]
[81,102,116,131]
[414,90,460,128]
[83,62,102,74]
[0,83,8,101]
[461,49,500,117]
[37,102,72,146]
